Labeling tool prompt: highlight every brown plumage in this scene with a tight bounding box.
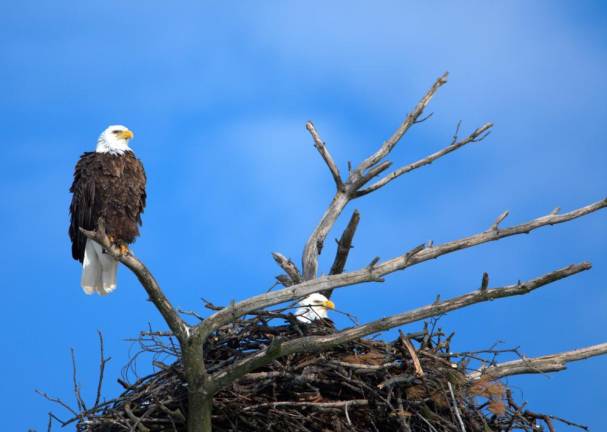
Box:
[69,151,146,262]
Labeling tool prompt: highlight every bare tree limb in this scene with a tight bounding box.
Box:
[210,263,588,389]
[272,252,302,285]
[356,122,493,197]
[79,219,189,343]
[200,199,606,334]
[302,191,349,280]
[324,210,361,298]
[468,342,607,380]
[306,121,344,191]
[301,73,456,281]
[359,72,449,171]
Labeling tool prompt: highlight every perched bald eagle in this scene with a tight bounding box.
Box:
[69,125,146,295]
[295,293,335,323]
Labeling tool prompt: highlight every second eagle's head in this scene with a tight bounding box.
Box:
[96,125,135,155]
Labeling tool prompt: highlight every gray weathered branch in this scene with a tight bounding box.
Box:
[468,342,607,380]
[200,198,606,336]
[80,219,189,343]
[272,252,302,285]
[359,72,449,171]
[211,263,589,390]
[324,210,361,298]
[356,122,493,197]
[300,72,488,281]
[306,121,343,191]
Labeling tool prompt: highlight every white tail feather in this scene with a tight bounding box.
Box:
[81,239,118,295]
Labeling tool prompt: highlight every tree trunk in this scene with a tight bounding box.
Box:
[182,338,214,432]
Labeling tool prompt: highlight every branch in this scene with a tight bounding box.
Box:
[359,72,449,171]
[301,73,451,280]
[94,330,110,408]
[199,198,606,335]
[306,121,343,191]
[272,252,302,285]
[357,122,493,197]
[302,191,349,280]
[79,219,189,343]
[468,342,607,380]
[210,263,588,389]
[324,210,361,298]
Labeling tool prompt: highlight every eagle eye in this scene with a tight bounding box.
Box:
[112,130,121,134]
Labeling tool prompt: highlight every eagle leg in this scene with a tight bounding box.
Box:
[117,242,130,256]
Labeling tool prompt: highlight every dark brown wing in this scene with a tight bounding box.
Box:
[69,152,101,262]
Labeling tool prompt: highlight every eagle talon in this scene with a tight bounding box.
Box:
[118,244,129,256]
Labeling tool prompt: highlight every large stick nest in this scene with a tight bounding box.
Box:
[69,311,570,431]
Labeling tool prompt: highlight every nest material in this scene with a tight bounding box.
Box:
[74,313,551,431]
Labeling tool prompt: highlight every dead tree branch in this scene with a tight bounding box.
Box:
[79,219,189,343]
[468,342,607,380]
[210,263,588,389]
[301,73,472,281]
[199,200,605,335]
[306,121,344,191]
[271,252,302,285]
[356,122,493,197]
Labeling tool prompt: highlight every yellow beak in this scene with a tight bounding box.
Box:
[118,130,134,140]
[323,300,336,310]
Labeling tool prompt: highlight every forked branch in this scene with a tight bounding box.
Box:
[301,72,492,280]
[468,342,607,380]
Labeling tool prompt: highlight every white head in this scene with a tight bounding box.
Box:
[295,293,336,323]
[96,125,135,155]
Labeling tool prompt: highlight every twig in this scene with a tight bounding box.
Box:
[447,382,466,432]
[35,390,78,417]
[242,399,368,411]
[70,348,86,412]
[399,331,424,377]
[94,331,110,408]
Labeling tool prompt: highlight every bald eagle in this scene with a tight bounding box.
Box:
[68,125,146,295]
[295,293,335,323]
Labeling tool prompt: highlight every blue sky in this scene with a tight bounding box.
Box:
[1,1,606,430]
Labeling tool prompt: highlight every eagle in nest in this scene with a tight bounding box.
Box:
[68,125,146,296]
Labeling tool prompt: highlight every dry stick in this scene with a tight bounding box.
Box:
[35,390,79,417]
[467,342,607,380]
[199,198,606,336]
[356,122,493,197]
[271,252,302,285]
[94,330,110,408]
[399,331,424,377]
[79,219,189,343]
[210,263,588,389]
[306,121,343,191]
[447,382,467,432]
[242,399,368,412]
[70,348,86,412]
